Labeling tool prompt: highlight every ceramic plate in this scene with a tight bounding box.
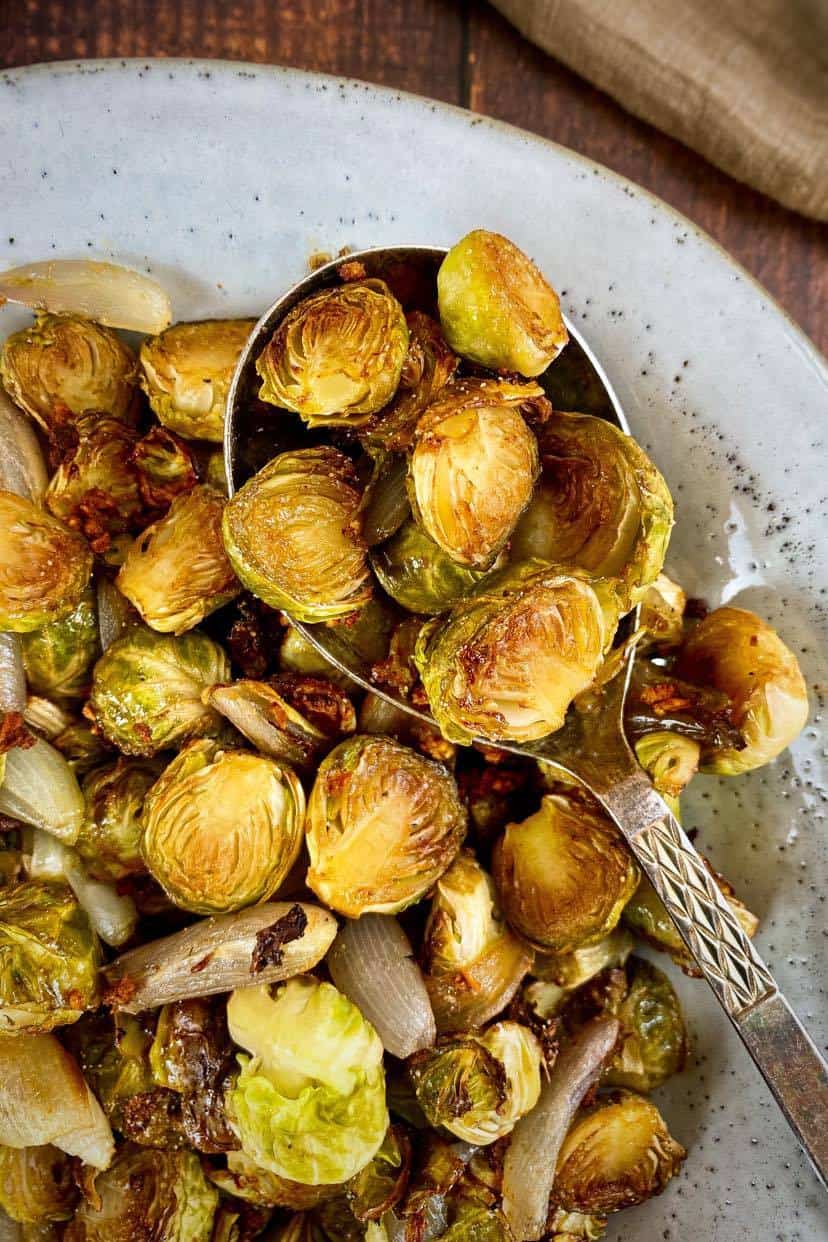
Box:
[1,59,825,1240]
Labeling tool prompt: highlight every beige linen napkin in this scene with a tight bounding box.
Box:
[491,0,828,220]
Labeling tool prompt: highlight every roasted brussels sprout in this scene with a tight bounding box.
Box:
[117,485,239,634]
[409,1021,542,1144]
[0,312,136,431]
[634,731,699,807]
[676,606,808,774]
[510,413,673,608]
[305,734,466,917]
[257,280,409,428]
[131,424,198,512]
[493,793,639,953]
[0,1144,77,1225]
[437,230,568,376]
[44,412,144,552]
[0,880,100,1034]
[371,520,490,616]
[75,758,161,882]
[63,1144,218,1241]
[546,1207,607,1241]
[141,738,305,914]
[227,976,388,1184]
[416,561,620,745]
[639,573,686,648]
[139,318,256,442]
[552,1091,685,1214]
[0,491,92,633]
[422,851,533,1032]
[604,957,687,1093]
[346,1124,411,1222]
[148,997,238,1153]
[63,1009,157,1138]
[361,311,458,453]
[223,447,372,623]
[87,627,229,756]
[20,587,100,699]
[531,927,635,993]
[409,378,541,569]
[211,1149,341,1210]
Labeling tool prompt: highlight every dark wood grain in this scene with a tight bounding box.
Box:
[1,0,824,352]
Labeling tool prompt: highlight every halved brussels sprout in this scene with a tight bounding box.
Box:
[437,230,568,376]
[44,412,144,552]
[409,378,541,569]
[75,758,161,882]
[0,491,92,633]
[422,851,533,1032]
[639,573,687,648]
[0,312,136,431]
[371,519,490,616]
[361,312,458,454]
[0,1144,77,1225]
[227,976,388,1185]
[141,738,305,914]
[532,927,635,992]
[676,606,809,774]
[63,1144,218,1241]
[223,447,372,623]
[148,997,238,1154]
[20,587,100,699]
[510,413,673,609]
[493,793,639,953]
[408,1021,542,1145]
[210,1149,342,1210]
[87,627,230,756]
[546,1207,607,1241]
[305,734,466,917]
[0,879,100,1034]
[415,561,621,745]
[64,1009,157,1139]
[139,318,256,442]
[347,1125,411,1222]
[256,280,409,428]
[117,485,239,634]
[552,1091,685,1214]
[634,731,700,801]
[131,424,198,512]
[604,957,687,1093]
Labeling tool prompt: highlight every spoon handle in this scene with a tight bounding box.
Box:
[597,771,828,1189]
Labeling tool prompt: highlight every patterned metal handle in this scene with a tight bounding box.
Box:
[597,771,828,1187]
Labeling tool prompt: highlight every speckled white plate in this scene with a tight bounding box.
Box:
[1,58,825,1240]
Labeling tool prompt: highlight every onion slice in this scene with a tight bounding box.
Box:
[0,1032,114,1168]
[502,1016,620,1241]
[328,914,436,1059]
[0,634,26,715]
[0,259,172,334]
[105,901,337,1012]
[0,388,47,501]
[0,737,84,843]
[30,829,137,947]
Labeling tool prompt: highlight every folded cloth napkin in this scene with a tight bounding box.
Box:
[491,0,828,220]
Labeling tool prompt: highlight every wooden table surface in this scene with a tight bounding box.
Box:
[2,0,826,354]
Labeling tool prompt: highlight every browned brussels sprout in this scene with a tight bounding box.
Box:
[604,957,687,1093]
[44,411,144,552]
[361,311,458,453]
[371,519,491,616]
[634,731,700,804]
[257,280,409,428]
[0,491,92,633]
[437,230,568,376]
[0,1143,77,1225]
[210,1149,342,1209]
[639,573,687,648]
[222,447,372,623]
[75,758,162,883]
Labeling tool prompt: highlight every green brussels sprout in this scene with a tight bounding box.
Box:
[206,450,228,495]
[552,1091,686,1214]
[0,879,100,1034]
[361,311,458,454]
[408,1021,542,1144]
[493,793,639,953]
[210,1149,342,1210]
[139,318,256,442]
[371,520,491,616]
[20,587,100,699]
[441,1194,511,1242]
[510,412,674,609]
[639,573,686,648]
[63,1144,218,1241]
[256,280,409,429]
[408,378,541,570]
[305,734,466,917]
[227,976,389,1185]
[676,605,809,774]
[415,561,621,745]
[223,448,372,624]
[117,485,240,634]
[141,739,305,914]
[87,627,230,756]
[634,731,699,801]
[75,758,161,882]
[604,957,687,1093]
[44,412,144,551]
[0,1145,77,1225]
[437,230,568,376]
[347,1125,411,1222]
[0,491,92,633]
[0,312,137,432]
[422,851,533,1033]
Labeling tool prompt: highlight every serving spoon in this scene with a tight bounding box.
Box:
[225,245,828,1187]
